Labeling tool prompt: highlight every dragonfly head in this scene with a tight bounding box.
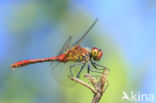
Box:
[91,47,103,61]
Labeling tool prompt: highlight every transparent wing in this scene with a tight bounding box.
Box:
[50,36,71,66]
[72,18,98,46]
[58,36,72,55]
[51,61,86,87]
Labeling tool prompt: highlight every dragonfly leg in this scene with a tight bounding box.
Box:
[91,75,101,77]
[90,69,103,74]
[93,62,108,69]
[93,62,105,67]
[69,62,84,68]
[87,63,90,73]
[76,62,86,78]
[69,67,73,76]
[91,60,109,71]
[69,62,84,76]
[88,63,103,74]
[90,60,98,69]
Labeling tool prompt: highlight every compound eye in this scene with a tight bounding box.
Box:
[96,50,103,61]
[91,47,99,58]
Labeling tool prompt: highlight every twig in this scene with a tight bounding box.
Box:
[84,74,97,86]
[68,76,97,93]
[92,69,109,103]
[68,68,109,103]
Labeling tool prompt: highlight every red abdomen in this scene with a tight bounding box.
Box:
[10,54,66,68]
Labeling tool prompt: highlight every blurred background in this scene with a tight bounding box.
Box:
[0,0,156,103]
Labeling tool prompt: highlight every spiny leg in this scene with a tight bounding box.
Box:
[69,62,84,68]
[87,63,90,73]
[92,61,108,69]
[76,62,86,78]
[69,62,84,76]
[93,62,105,67]
[87,63,102,77]
[93,62,108,70]
[90,60,97,69]
[90,60,103,70]
[91,60,109,71]
[88,63,103,74]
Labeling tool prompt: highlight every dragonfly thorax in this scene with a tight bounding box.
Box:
[65,46,90,62]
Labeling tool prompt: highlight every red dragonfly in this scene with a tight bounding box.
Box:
[10,18,106,78]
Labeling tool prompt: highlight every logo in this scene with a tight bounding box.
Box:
[122,91,155,102]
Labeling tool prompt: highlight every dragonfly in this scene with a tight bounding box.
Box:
[10,18,107,78]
